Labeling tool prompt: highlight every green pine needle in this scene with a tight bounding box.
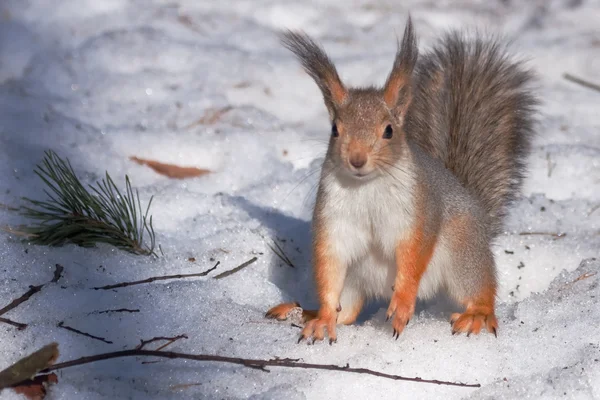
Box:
[20,150,157,256]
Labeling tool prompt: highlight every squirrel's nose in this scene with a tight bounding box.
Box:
[349,153,367,169]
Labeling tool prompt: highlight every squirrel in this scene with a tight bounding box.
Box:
[266,16,537,343]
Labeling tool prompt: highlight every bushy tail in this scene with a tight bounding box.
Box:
[406,32,537,236]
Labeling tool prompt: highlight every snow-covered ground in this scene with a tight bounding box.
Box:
[1,0,599,398]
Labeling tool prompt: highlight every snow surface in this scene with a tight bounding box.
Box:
[1,0,599,399]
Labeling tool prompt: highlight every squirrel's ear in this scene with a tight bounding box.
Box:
[383,16,418,118]
[280,30,348,117]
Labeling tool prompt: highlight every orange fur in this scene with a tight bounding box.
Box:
[265,302,318,322]
[326,73,348,105]
[386,194,437,338]
[297,226,346,343]
[383,74,407,106]
[451,285,498,336]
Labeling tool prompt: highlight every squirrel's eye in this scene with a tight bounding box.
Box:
[383,124,393,139]
[332,123,339,137]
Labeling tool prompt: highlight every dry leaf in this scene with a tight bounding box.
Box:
[12,373,58,400]
[130,156,211,179]
[0,343,59,390]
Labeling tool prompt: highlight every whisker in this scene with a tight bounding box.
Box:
[280,167,323,205]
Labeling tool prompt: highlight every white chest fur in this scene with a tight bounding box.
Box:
[319,166,416,298]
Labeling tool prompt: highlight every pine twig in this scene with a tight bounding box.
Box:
[21,150,157,256]
[93,262,219,290]
[213,257,258,280]
[41,349,480,388]
[267,240,296,268]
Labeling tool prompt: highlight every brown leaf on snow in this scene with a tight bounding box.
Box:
[184,106,234,129]
[11,373,58,400]
[130,156,211,179]
[0,343,59,390]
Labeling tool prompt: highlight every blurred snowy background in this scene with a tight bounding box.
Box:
[0,0,599,398]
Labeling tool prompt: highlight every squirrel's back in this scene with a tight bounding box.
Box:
[406,32,537,236]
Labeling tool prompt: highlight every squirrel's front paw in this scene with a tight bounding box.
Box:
[298,312,337,344]
[386,294,415,339]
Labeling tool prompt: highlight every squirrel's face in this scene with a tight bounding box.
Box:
[327,89,407,180]
[281,18,418,180]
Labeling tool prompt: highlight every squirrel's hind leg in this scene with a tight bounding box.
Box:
[443,215,499,337]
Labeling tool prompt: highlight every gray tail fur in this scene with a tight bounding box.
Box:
[406,31,538,236]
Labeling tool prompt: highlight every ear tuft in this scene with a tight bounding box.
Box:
[383,16,418,111]
[280,31,348,115]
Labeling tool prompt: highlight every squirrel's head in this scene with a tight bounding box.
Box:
[281,17,418,180]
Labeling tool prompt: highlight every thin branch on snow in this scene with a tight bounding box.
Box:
[563,73,600,92]
[136,335,188,351]
[518,231,566,239]
[213,257,258,280]
[39,349,481,388]
[93,262,219,290]
[57,322,113,344]
[0,264,63,319]
[88,308,141,315]
[0,317,27,330]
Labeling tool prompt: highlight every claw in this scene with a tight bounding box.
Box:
[386,314,390,322]
[492,327,497,338]
[452,330,457,335]
[406,318,410,326]
[329,338,336,345]
[297,335,305,344]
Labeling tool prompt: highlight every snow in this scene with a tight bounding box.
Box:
[0,0,599,399]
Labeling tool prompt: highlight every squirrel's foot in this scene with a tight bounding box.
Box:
[298,312,337,344]
[386,294,415,339]
[265,302,318,323]
[265,302,301,321]
[450,309,498,337]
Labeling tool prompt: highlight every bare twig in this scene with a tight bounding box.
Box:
[0,285,42,317]
[518,231,567,239]
[588,204,600,216]
[136,335,188,350]
[51,264,64,283]
[0,264,64,317]
[567,271,597,286]
[57,322,113,344]
[563,73,600,93]
[546,152,556,178]
[93,262,219,290]
[213,257,258,280]
[88,309,140,315]
[41,349,480,388]
[267,240,296,268]
[0,317,27,330]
